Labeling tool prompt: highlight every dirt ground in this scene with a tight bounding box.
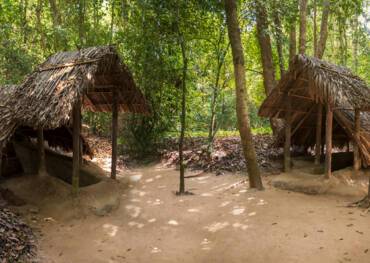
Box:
[10,165,364,263]
[11,163,365,263]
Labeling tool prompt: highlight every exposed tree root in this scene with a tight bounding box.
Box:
[348,196,370,209]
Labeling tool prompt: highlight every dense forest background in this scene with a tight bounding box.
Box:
[0,0,369,155]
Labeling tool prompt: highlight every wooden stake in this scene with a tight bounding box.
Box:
[284,97,292,172]
[325,104,333,178]
[314,104,322,165]
[353,109,361,170]
[111,89,118,180]
[37,128,47,175]
[72,97,81,194]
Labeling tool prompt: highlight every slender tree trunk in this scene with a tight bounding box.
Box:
[271,0,285,76]
[289,23,297,62]
[225,0,263,190]
[255,1,281,135]
[110,0,115,43]
[78,0,86,47]
[298,0,308,54]
[35,0,45,50]
[48,0,62,50]
[316,0,330,59]
[352,16,359,73]
[178,34,187,194]
[21,0,28,44]
[313,0,317,56]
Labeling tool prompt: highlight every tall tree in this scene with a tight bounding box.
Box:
[224,0,263,190]
[255,0,281,134]
[298,0,308,54]
[316,0,330,59]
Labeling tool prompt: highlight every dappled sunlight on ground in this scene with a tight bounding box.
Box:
[34,164,370,263]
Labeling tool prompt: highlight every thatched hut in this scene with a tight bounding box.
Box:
[0,46,149,191]
[259,55,370,176]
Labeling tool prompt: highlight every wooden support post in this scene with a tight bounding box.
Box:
[37,128,47,175]
[325,104,333,178]
[0,144,3,178]
[314,104,322,165]
[72,97,81,194]
[284,97,292,172]
[353,109,361,171]
[111,89,118,179]
[79,115,83,166]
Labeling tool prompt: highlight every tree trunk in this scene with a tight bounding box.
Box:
[48,0,62,50]
[255,1,281,135]
[313,0,317,56]
[78,0,86,47]
[352,16,359,73]
[35,0,45,50]
[21,0,28,44]
[298,0,308,54]
[316,0,330,59]
[225,0,263,190]
[271,0,285,76]
[289,24,297,62]
[178,34,187,194]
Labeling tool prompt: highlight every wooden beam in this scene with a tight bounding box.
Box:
[37,128,47,175]
[111,89,118,179]
[315,105,322,165]
[325,104,333,178]
[284,96,292,172]
[72,97,81,194]
[292,106,316,136]
[353,109,361,170]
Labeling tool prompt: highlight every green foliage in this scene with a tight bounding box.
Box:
[0,0,368,156]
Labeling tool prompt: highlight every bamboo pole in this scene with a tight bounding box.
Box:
[72,97,81,194]
[325,104,333,178]
[37,128,47,175]
[353,109,361,170]
[111,89,118,179]
[314,104,322,165]
[284,97,292,172]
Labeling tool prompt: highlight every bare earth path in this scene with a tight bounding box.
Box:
[36,164,370,263]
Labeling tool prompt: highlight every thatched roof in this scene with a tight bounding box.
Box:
[259,55,370,167]
[0,46,149,148]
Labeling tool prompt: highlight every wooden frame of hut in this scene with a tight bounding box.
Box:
[259,55,370,177]
[0,46,149,192]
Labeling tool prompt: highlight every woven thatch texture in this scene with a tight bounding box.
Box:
[0,85,19,147]
[0,46,149,148]
[258,55,370,167]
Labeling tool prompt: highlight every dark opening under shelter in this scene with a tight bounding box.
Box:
[0,46,149,191]
[259,55,370,177]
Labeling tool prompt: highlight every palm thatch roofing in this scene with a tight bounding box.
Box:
[0,46,149,149]
[0,85,92,155]
[259,55,370,167]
